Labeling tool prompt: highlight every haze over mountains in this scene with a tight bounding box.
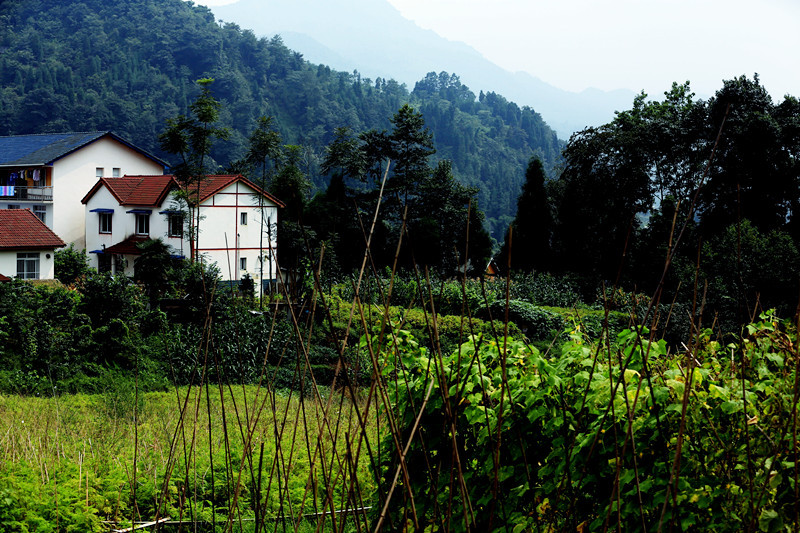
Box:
[208,0,636,139]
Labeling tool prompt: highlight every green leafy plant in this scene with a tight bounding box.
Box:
[373,310,800,531]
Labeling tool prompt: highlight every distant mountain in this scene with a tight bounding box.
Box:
[210,0,636,138]
[0,0,562,239]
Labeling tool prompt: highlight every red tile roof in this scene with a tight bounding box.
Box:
[81,176,177,206]
[103,235,149,255]
[181,175,286,207]
[82,174,284,208]
[0,209,66,250]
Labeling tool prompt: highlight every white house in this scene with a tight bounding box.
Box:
[81,174,284,284]
[0,132,167,249]
[0,209,66,280]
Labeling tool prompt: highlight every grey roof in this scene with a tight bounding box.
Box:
[0,131,168,168]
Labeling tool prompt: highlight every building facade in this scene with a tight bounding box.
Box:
[0,132,167,249]
[0,209,66,280]
[82,175,284,283]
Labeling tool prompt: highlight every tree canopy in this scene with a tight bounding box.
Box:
[502,76,800,327]
[0,0,563,240]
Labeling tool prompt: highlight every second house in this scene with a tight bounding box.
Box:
[82,174,284,284]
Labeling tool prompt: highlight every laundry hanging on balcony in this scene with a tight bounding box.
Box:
[0,186,15,196]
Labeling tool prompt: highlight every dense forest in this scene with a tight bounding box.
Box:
[0,0,562,238]
[500,76,800,334]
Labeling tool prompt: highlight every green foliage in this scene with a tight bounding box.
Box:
[54,244,92,286]
[239,273,255,300]
[701,75,796,235]
[0,262,226,395]
[552,93,654,279]
[133,238,178,306]
[0,386,376,531]
[302,106,494,277]
[701,219,800,332]
[507,271,584,308]
[0,1,562,240]
[542,76,800,333]
[376,311,800,531]
[160,78,230,261]
[498,157,555,272]
[79,272,144,327]
[327,294,523,359]
[481,299,566,340]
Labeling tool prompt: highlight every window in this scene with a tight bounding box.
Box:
[168,213,183,237]
[33,205,46,224]
[7,204,20,209]
[97,253,111,273]
[240,257,247,271]
[240,212,247,225]
[16,252,40,280]
[96,168,104,178]
[99,212,112,233]
[135,213,149,235]
[112,168,121,178]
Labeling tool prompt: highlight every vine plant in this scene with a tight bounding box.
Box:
[371,310,800,532]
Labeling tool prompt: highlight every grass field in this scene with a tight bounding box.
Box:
[0,384,379,532]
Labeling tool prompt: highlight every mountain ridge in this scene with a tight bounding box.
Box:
[209,0,636,138]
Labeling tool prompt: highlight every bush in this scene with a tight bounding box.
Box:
[480,299,566,340]
[327,297,524,356]
[508,271,584,307]
[54,244,92,286]
[376,311,800,531]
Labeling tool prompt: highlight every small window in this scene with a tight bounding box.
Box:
[240,257,247,271]
[135,213,149,235]
[7,204,20,209]
[33,205,46,224]
[240,212,247,225]
[168,213,183,237]
[97,254,111,273]
[112,168,121,178]
[16,252,40,280]
[96,168,104,178]
[99,212,112,234]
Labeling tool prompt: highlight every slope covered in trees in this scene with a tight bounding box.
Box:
[0,0,562,239]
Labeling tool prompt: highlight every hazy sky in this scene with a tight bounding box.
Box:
[196,0,799,100]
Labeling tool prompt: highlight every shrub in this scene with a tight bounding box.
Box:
[375,311,800,531]
[480,299,566,340]
[508,271,584,307]
[54,244,92,286]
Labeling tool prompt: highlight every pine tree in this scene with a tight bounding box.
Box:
[500,157,554,272]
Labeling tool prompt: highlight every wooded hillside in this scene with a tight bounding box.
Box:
[0,0,563,238]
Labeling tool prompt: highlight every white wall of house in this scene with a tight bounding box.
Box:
[0,252,18,278]
[0,249,57,280]
[84,187,187,276]
[195,181,279,283]
[85,186,123,260]
[54,137,164,250]
[84,180,277,283]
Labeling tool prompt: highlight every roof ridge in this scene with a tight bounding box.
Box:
[0,131,110,139]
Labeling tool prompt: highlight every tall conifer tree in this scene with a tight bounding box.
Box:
[500,157,553,272]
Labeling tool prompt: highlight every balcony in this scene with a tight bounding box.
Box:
[0,186,53,202]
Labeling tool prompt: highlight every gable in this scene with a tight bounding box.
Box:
[195,175,285,207]
[82,176,177,206]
